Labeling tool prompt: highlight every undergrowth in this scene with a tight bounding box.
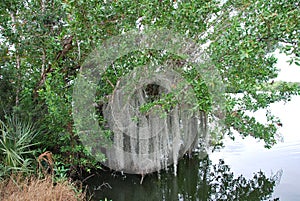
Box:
[0,174,86,201]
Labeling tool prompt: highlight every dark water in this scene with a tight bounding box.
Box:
[87,96,300,201]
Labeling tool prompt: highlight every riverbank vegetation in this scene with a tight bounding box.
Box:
[0,115,86,200]
[0,0,299,199]
[0,175,86,201]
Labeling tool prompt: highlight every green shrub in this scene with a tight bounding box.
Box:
[0,115,39,178]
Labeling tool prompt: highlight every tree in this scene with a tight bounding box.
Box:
[0,0,299,172]
[209,0,299,147]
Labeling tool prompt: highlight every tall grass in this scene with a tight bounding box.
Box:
[0,115,39,177]
[0,175,86,201]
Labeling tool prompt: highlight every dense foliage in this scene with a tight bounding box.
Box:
[0,0,299,174]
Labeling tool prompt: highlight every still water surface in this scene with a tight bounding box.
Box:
[88,96,300,201]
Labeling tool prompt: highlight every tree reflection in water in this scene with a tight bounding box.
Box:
[90,154,281,201]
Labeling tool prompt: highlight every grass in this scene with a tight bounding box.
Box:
[0,175,86,201]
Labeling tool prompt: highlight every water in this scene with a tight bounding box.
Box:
[210,95,300,200]
[87,96,300,201]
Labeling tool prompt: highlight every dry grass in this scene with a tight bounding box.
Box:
[0,175,86,201]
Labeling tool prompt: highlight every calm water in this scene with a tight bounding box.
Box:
[88,96,300,201]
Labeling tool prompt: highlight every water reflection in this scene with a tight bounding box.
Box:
[88,154,281,201]
[210,96,300,200]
